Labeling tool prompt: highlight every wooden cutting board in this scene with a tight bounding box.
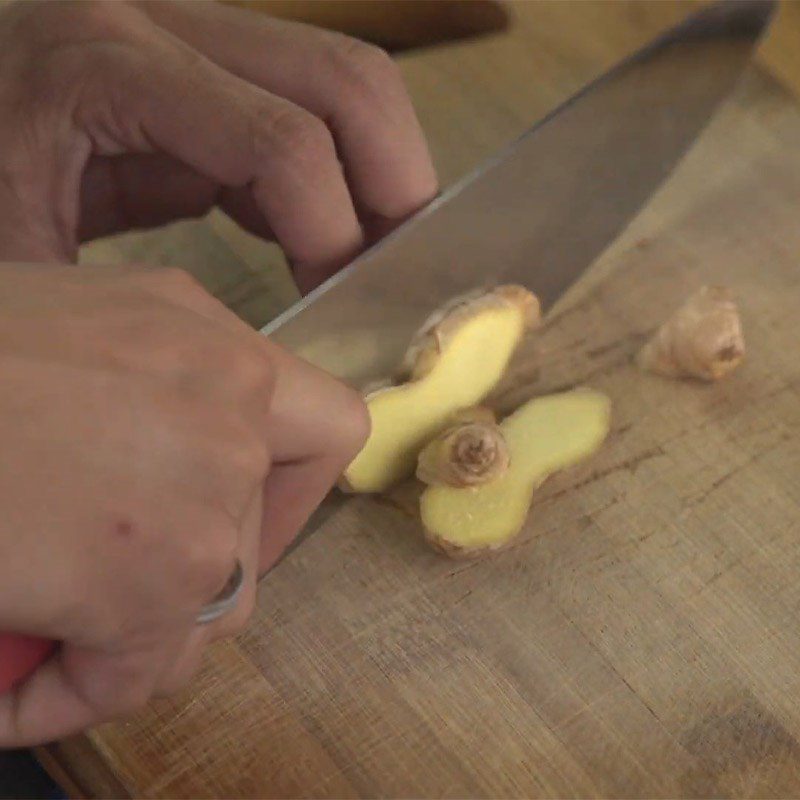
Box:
[40,3,800,797]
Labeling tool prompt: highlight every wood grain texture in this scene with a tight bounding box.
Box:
[43,2,800,797]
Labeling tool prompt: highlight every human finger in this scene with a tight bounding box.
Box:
[137,1,438,230]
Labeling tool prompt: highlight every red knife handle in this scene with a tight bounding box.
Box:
[0,633,56,693]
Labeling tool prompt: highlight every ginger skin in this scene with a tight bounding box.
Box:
[416,407,510,488]
[637,285,744,381]
[340,286,540,494]
[420,389,611,558]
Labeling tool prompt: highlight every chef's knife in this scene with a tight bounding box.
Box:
[264,0,775,382]
[0,0,774,694]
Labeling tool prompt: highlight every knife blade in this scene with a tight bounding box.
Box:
[265,0,774,385]
[0,0,774,695]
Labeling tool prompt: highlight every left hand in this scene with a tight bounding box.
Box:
[0,0,438,290]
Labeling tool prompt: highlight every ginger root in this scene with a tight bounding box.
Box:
[420,388,611,557]
[637,285,744,381]
[416,407,510,488]
[340,286,539,493]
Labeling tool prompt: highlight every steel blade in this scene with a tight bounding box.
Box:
[262,0,773,385]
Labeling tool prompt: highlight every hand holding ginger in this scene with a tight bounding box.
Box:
[0,264,368,746]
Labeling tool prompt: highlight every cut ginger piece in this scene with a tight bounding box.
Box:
[420,388,611,557]
[637,285,744,381]
[340,286,540,493]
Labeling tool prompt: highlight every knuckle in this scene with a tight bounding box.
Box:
[224,436,270,483]
[326,37,401,105]
[60,42,138,109]
[173,42,207,74]
[227,346,276,398]
[252,105,335,172]
[5,4,142,108]
[18,0,139,43]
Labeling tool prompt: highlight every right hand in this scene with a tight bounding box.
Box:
[0,262,369,747]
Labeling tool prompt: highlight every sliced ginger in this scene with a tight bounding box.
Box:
[340,286,539,493]
[420,389,611,557]
[637,285,744,381]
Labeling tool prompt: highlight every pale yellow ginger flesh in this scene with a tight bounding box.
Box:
[399,285,539,382]
[416,407,510,488]
[637,285,744,381]
[341,286,539,493]
[420,389,611,557]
